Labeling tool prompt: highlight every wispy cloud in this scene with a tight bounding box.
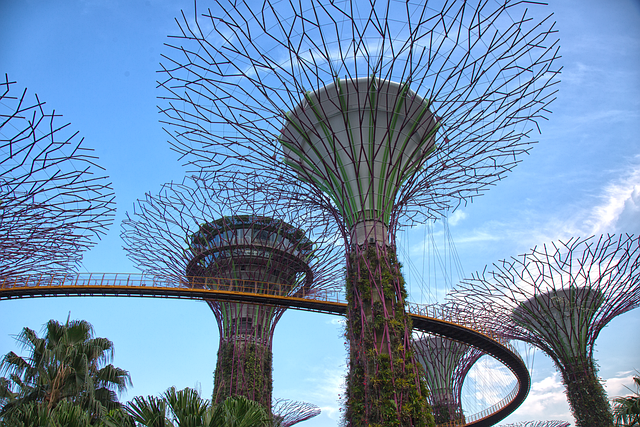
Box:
[605,370,638,398]
[328,317,346,326]
[503,373,572,422]
[450,156,640,253]
[304,363,346,421]
[587,159,640,235]
[449,210,467,226]
[560,62,601,86]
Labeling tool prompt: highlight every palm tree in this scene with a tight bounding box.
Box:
[127,394,172,427]
[0,318,131,423]
[164,387,210,427]
[99,408,137,427]
[0,399,93,427]
[127,388,271,427]
[209,396,271,427]
[614,376,640,427]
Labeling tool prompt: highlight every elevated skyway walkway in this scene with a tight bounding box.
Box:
[0,273,529,426]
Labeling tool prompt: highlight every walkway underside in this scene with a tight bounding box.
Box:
[0,274,530,426]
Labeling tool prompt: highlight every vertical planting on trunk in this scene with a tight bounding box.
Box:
[213,341,273,410]
[344,245,434,427]
[561,360,613,427]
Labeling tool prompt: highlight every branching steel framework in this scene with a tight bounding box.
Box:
[413,304,484,425]
[157,1,560,425]
[0,74,115,276]
[272,398,321,427]
[121,175,342,422]
[448,234,640,427]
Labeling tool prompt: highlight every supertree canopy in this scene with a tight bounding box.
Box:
[272,398,321,427]
[158,1,560,424]
[0,75,115,276]
[121,175,341,421]
[188,215,313,408]
[448,234,640,427]
[413,326,483,424]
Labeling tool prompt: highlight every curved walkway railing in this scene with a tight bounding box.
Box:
[0,273,529,426]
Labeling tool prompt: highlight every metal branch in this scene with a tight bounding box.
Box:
[0,74,116,276]
[156,1,561,425]
[158,0,560,237]
[448,234,640,426]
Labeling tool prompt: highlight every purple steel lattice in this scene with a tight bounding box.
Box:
[0,74,115,276]
[448,234,640,427]
[156,1,560,424]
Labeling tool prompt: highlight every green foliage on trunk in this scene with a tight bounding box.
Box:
[344,246,434,427]
[561,360,613,427]
[431,402,464,425]
[213,342,273,410]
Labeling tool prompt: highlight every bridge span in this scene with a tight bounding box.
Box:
[0,273,529,426]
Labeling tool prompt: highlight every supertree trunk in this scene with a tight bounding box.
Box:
[213,339,273,408]
[345,245,432,427]
[413,327,484,425]
[207,298,283,408]
[560,360,612,427]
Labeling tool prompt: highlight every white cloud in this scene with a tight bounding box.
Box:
[587,161,640,235]
[605,371,638,398]
[328,317,346,326]
[531,374,563,393]
[449,156,640,254]
[454,229,502,244]
[277,359,346,424]
[305,365,346,421]
[449,210,467,226]
[503,373,573,422]
[560,62,600,86]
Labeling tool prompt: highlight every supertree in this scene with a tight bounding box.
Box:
[272,398,321,427]
[0,74,115,276]
[447,234,640,427]
[121,175,341,423]
[157,1,560,424]
[412,305,484,424]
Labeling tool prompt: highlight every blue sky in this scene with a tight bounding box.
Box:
[1,0,639,425]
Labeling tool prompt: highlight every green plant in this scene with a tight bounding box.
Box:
[343,245,434,427]
[213,342,272,410]
[126,389,272,427]
[613,375,640,427]
[0,319,131,424]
